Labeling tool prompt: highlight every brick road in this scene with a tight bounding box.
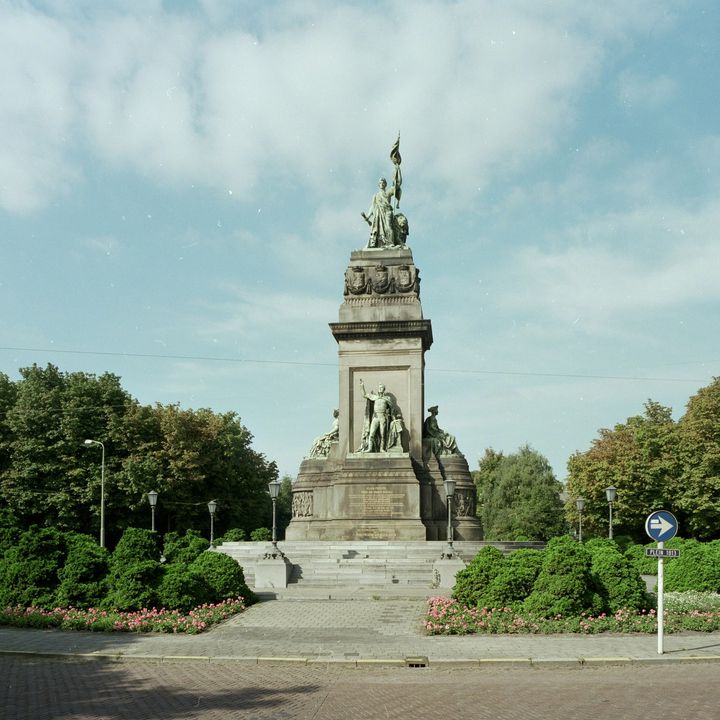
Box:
[3,656,719,720]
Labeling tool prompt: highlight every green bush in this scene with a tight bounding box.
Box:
[624,537,687,577]
[103,560,162,611]
[624,543,658,576]
[585,539,650,612]
[163,530,209,564]
[55,533,109,609]
[482,549,543,609]
[250,527,272,541]
[104,528,162,611]
[191,551,257,605]
[452,546,505,607]
[157,564,210,613]
[215,528,247,544]
[664,540,720,592]
[523,536,603,617]
[0,526,67,609]
[110,527,161,566]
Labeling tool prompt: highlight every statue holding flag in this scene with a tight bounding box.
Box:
[362,134,408,249]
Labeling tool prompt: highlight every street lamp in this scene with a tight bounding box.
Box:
[147,490,158,532]
[83,439,106,548]
[208,499,217,546]
[575,497,585,542]
[605,486,617,539]
[268,479,281,549]
[444,477,456,554]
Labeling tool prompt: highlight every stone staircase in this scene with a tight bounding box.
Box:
[215,540,544,591]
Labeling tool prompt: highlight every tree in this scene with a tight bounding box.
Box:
[0,364,279,543]
[675,378,720,539]
[474,445,566,541]
[0,364,131,532]
[565,401,678,542]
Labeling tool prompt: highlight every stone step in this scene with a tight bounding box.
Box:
[214,540,544,590]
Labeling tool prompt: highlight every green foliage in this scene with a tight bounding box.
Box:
[664,540,720,592]
[110,527,161,566]
[585,539,650,612]
[624,543,658,576]
[250,527,272,541]
[190,551,257,605]
[452,546,505,607]
[102,560,162,611]
[0,526,67,609]
[215,528,247,544]
[475,445,566,541]
[162,530,209,564]
[523,536,602,617]
[0,507,21,557]
[157,564,211,613]
[104,527,162,611]
[675,379,720,539]
[0,364,279,541]
[624,537,686,577]
[566,379,720,543]
[482,548,543,609]
[566,401,678,542]
[55,533,110,609]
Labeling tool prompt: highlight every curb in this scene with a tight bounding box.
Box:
[3,648,720,667]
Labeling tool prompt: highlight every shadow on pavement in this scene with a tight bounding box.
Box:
[2,656,324,720]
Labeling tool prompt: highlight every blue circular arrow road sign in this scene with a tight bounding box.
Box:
[645,510,678,542]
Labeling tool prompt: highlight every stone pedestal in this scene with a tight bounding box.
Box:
[432,557,467,588]
[254,552,292,589]
[286,245,481,541]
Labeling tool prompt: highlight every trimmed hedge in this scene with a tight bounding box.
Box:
[55,532,110,609]
[452,546,505,607]
[585,539,650,612]
[0,526,67,609]
[163,530,209,564]
[523,536,604,618]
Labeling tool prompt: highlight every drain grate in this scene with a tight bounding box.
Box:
[405,656,428,668]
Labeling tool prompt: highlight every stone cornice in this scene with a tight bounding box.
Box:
[329,320,433,350]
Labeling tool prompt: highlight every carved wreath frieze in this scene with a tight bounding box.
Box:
[344,264,420,297]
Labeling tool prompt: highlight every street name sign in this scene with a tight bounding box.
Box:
[644,510,678,542]
[645,548,680,558]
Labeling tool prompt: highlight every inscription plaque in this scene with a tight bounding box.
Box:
[349,487,406,517]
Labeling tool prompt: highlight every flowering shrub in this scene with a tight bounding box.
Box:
[0,597,248,634]
[424,595,720,635]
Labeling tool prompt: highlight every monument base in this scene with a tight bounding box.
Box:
[285,454,428,541]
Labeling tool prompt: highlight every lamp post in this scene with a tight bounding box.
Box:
[575,497,585,543]
[268,479,281,549]
[605,486,617,539]
[147,490,158,532]
[208,499,217,546]
[83,439,106,548]
[444,477,456,554]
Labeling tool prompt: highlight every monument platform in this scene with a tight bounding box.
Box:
[217,540,544,590]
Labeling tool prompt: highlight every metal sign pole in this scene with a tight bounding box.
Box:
[657,540,664,654]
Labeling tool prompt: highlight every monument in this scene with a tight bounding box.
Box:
[286,137,481,541]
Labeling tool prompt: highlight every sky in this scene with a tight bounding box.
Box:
[1,0,719,484]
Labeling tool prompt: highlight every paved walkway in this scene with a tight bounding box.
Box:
[1,594,720,667]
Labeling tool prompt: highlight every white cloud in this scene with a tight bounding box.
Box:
[0,1,675,213]
[501,200,720,329]
[0,7,78,212]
